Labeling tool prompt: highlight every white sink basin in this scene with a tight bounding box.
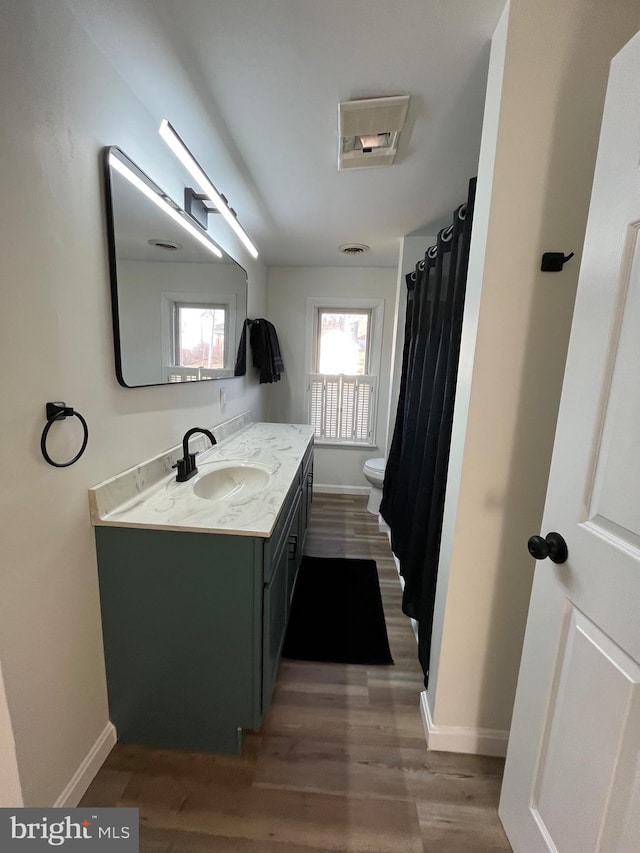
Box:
[192,462,273,502]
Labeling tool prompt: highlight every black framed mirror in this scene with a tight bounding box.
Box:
[103,146,248,387]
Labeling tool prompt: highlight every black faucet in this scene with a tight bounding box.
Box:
[173,427,216,482]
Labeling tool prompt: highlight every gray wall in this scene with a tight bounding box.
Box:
[0,0,267,805]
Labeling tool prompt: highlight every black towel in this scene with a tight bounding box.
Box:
[249,319,284,384]
[234,321,248,376]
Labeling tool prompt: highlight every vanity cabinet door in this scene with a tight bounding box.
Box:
[264,472,301,583]
[300,458,313,552]
[286,500,302,607]
[262,487,302,714]
[261,441,312,716]
[262,540,288,712]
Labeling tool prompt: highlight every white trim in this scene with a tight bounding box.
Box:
[53,722,116,807]
[314,440,379,449]
[313,484,369,495]
[420,691,508,757]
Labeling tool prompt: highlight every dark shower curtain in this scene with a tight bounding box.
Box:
[380,177,476,687]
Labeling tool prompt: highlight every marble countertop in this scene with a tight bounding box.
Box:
[89,422,314,537]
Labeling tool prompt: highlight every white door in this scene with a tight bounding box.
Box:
[0,660,22,806]
[499,31,640,853]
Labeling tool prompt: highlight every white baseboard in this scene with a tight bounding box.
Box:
[313,484,369,495]
[420,691,508,757]
[54,721,116,807]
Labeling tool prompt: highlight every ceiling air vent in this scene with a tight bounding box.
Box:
[338,95,410,170]
[339,243,370,255]
[148,239,182,251]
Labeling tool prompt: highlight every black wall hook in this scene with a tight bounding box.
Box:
[541,251,574,272]
[46,401,74,421]
[41,402,89,467]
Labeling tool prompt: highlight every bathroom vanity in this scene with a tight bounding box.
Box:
[90,420,314,755]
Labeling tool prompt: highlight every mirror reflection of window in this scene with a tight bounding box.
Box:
[161,291,237,382]
[174,303,227,370]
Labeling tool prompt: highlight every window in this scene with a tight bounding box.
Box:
[316,310,371,375]
[306,299,383,446]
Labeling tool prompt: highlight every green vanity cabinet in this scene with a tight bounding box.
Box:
[94,442,312,756]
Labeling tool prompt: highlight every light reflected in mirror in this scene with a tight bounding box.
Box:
[104,146,248,387]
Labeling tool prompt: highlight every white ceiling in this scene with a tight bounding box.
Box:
[70,0,506,268]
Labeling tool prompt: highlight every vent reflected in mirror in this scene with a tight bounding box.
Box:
[103,146,248,387]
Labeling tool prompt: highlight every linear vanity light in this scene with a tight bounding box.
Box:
[108,151,223,258]
[159,119,259,259]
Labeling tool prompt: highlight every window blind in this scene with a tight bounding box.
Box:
[308,373,376,443]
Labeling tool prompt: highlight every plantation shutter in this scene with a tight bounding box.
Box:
[166,366,200,382]
[324,377,340,439]
[308,374,376,443]
[354,379,373,442]
[309,376,324,437]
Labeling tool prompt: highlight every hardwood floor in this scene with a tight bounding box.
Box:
[81,493,511,852]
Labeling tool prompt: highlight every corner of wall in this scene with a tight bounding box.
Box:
[421,690,508,757]
[427,1,510,727]
[54,723,116,808]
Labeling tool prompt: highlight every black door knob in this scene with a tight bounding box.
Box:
[527,532,568,564]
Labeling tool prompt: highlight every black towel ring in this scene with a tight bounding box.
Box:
[40,402,89,468]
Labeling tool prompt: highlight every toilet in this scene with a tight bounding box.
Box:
[363,457,386,515]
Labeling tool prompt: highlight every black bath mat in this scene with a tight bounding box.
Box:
[282,556,394,665]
